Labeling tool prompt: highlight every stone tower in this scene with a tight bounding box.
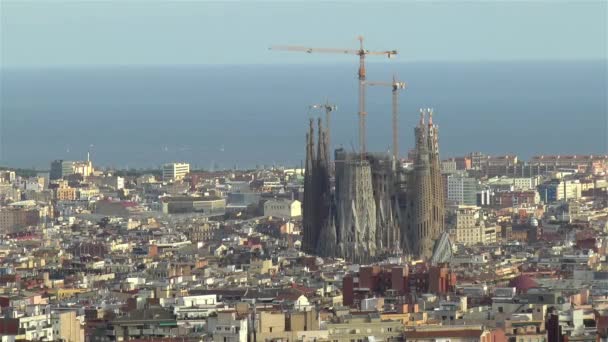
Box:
[427,109,445,243]
[404,108,445,259]
[302,119,334,256]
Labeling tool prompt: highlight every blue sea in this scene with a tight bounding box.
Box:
[0,61,606,170]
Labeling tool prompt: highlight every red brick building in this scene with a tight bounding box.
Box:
[493,191,537,208]
[342,264,456,307]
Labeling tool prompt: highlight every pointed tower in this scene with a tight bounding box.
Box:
[404,109,436,258]
[303,119,317,254]
[315,119,337,256]
[427,109,445,245]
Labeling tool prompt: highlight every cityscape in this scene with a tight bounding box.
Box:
[1,2,607,342]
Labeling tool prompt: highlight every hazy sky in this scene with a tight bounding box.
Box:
[1,1,606,67]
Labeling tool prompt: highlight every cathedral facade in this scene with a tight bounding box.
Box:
[303,109,445,262]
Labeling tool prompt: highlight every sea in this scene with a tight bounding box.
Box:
[0,61,606,170]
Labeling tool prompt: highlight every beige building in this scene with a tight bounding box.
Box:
[248,259,278,275]
[52,310,83,342]
[0,202,49,234]
[161,196,226,215]
[73,160,94,177]
[404,325,498,342]
[326,314,403,342]
[256,310,325,342]
[162,162,190,182]
[454,206,497,246]
[77,187,100,200]
[56,187,77,201]
[264,199,302,219]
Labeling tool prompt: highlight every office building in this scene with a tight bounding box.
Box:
[447,174,478,206]
[162,162,190,182]
[538,179,582,203]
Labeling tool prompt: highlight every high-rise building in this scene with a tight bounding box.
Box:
[162,162,190,182]
[50,160,75,180]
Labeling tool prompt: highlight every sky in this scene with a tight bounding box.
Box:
[1,1,606,68]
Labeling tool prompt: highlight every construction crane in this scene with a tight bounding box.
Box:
[309,101,337,162]
[366,76,407,162]
[271,36,397,156]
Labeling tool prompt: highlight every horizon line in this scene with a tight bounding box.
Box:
[2,58,607,70]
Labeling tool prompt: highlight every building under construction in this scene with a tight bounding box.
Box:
[303,109,445,263]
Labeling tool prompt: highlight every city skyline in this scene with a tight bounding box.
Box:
[1,2,608,341]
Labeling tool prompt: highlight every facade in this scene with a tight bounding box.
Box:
[538,179,582,203]
[73,160,94,177]
[0,170,16,183]
[447,174,479,206]
[493,190,539,208]
[487,176,540,191]
[326,314,404,342]
[111,308,178,341]
[263,199,301,218]
[302,118,399,263]
[52,310,84,342]
[256,310,323,342]
[404,325,500,342]
[50,159,93,180]
[0,205,49,234]
[302,111,446,261]
[161,196,226,215]
[207,311,248,342]
[441,159,458,173]
[162,162,190,182]
[50,160,75,180]
[56,187,77,201]
[453,206,497,246]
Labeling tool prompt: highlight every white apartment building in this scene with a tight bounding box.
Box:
[162,163,190,182]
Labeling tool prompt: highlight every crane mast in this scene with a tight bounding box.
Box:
[366,76,407,162]
[271,36,397,157]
